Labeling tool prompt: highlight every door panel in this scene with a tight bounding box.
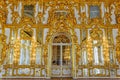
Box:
[62,45,71,77]
[52,45,61,66]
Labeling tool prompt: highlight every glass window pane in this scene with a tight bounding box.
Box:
[52,45,61,65]
[90,6,100,19]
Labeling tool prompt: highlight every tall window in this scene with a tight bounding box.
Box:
[90,6,100,19]
[93,40,104,65]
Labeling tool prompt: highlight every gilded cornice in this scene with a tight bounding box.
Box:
[0,0,119,29]
[5,0,119,4]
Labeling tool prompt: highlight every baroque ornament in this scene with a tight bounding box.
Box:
[0,0,120,79]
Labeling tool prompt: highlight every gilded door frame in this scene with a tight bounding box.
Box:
[44,31,78,78]
[51,32,72,77]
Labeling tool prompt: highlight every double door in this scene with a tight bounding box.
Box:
[52,43,72,77]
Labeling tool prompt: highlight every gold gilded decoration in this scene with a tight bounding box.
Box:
[90,25,103,40]
[20,27,33,40]
[0,34,6,65]
[0,0,120,78]
[116,31,120,63]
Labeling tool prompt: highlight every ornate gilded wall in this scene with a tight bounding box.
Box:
[0,0,120,79]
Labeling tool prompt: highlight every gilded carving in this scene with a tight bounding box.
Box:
[20,25,33,40]
[116,31,120,63]
[0,34,6,65]
[0,0,120,78]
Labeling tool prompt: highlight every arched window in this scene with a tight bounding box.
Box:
[19,27,33,65]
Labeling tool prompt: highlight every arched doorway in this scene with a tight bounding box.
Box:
[51,33,72,77]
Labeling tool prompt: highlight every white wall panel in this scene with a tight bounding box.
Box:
[43,28,49,44]
[112,29,118,45]
[5,28,10,44]
[74,28,80,44]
